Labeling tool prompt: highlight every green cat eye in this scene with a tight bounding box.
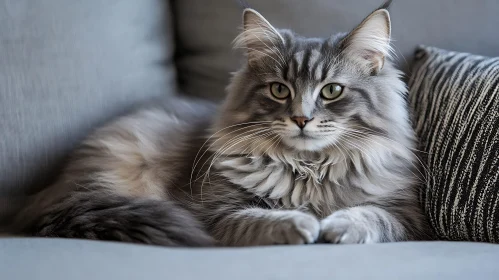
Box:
[270,83,290,99]
[321,83,344,101]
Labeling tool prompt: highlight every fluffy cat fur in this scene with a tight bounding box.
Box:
[6,1,430,246]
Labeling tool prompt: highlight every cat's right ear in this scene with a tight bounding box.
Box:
[234,9,284,66]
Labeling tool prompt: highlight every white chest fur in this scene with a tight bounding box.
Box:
[215,152,370,215]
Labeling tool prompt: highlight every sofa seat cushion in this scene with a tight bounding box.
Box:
[1,238,498,280]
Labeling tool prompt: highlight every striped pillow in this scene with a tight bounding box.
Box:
[409,46,499,242]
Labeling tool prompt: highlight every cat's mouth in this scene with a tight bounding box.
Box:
[291,129,318,139]
[292,133,316,140]
[283,136,325,151]
[280,129,337,151]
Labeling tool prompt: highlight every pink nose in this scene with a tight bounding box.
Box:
[291,116,313,128]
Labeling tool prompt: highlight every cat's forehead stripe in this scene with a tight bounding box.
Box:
[290,47,325,81]
[309,49,323,80]
[293,50,305,74]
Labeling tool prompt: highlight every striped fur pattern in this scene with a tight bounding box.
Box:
[7,2,429,246]
[409,46,499,242]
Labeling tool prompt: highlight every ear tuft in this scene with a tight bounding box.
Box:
[378,0,393,11]
[341,8,392,74]
[233,9,284,65]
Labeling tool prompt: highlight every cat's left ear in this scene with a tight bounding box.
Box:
[340,4,392,75]
[234,9,285,66]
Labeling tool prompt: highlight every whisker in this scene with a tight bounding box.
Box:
[336,129,429,185]
[253,22,286,65]
[190,121,271,192]
[237,46,283,69]
[198,130,274,201]
[336,126,431,182]
[197,129,273,180]
[196,128,272,181]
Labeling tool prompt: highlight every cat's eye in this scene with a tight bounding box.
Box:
[321,83,344,101]
[270,83,290,99]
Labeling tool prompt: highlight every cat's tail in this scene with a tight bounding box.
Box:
[7,190,215,247]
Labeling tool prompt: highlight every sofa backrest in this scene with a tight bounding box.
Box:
[1,0,499,198]
[174,0,499,100]
[0,0,176,196]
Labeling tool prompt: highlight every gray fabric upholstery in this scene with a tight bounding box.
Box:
[0,0,176,196]
[2,0,498,199]
[1,2,498,275]
[1,238,498,280]
[173,0,499,100]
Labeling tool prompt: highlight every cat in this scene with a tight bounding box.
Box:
[7,1,429,246]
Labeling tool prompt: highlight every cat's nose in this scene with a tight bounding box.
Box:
[291,116,313,129]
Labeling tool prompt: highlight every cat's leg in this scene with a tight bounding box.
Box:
[320,200,427,244]
[320,205,404,243]
[211,208,320,246]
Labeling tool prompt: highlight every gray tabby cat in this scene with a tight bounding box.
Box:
[8,1,429,246]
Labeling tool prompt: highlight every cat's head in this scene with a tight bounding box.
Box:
[215,2,410,154]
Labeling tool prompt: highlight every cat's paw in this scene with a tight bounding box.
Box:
[320,211,371,244]
[262,210,320,245]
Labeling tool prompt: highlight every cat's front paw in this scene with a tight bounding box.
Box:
[320,211,371,244]
[263,210,320,245]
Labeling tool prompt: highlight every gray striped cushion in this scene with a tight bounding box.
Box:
[409,46,499,242]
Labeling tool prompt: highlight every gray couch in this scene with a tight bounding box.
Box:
[1,0,499,279]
